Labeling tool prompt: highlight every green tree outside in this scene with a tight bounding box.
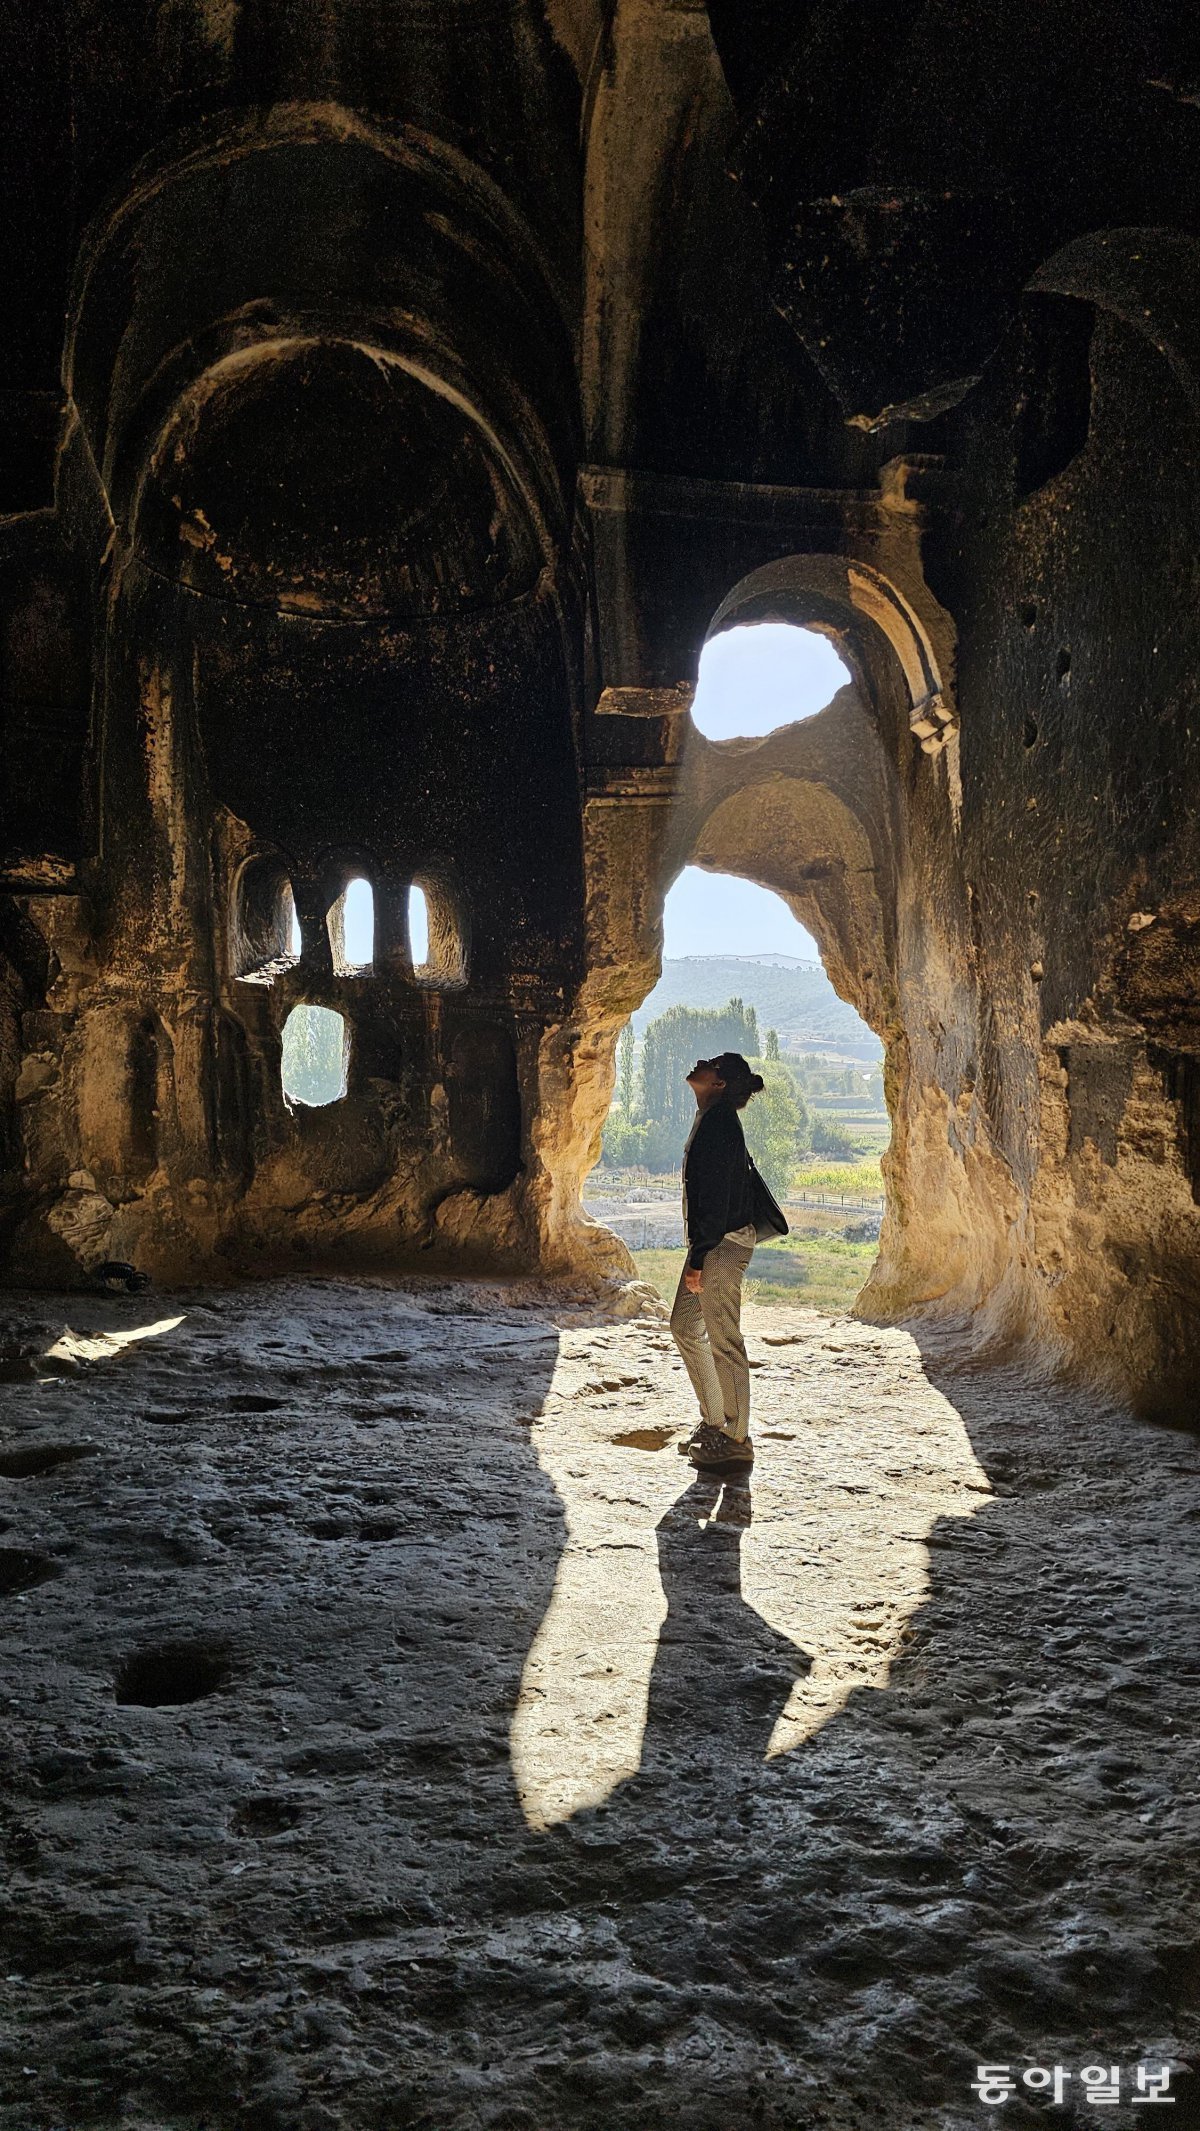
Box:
[281,1005,347,1108]
[600,993,818,1189]
[741,1061,802,1197]
[617,1022,636,1113]
[810,1113,859,1159]
[638,997,760,1152]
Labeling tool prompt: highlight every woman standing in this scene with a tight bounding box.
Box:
[670,1049,766,1474]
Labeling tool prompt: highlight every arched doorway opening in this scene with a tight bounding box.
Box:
[588,860,887,1313]
[584,610,894,1309]
[587,601,893,1315]
[563,557,939,1314]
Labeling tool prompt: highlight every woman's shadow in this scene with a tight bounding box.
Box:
[616,1467,811,1803]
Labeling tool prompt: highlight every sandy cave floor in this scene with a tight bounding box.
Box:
[0,1277,1198,2131]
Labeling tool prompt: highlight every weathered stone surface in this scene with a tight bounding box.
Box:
[0,17,1197,1448]
[1,12,1198,2117]
[0,1281,1196,2127]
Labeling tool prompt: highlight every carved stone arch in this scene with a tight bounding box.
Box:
[231,851,299,983]
[677,772,898,1047]
[64,103,581,605]
[585,546,943,1044]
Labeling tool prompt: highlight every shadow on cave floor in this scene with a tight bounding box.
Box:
[0,1285,1197,2131]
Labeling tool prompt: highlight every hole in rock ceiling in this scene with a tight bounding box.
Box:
[690,624,850,741]
[280,1005,347,1109]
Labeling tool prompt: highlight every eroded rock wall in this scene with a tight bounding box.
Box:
[0,0,1198,1410]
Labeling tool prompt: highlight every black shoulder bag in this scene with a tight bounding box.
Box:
[747,1156,789,1241]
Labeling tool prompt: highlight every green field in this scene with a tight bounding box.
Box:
[633,1208,879,1315]
[790,1157,883,1198]
[598,1156,884,1202]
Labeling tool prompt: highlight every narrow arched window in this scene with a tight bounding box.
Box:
[328,876,374,974]
[234,855,300,982]
[408,883,429,968]
[409,874,466,987]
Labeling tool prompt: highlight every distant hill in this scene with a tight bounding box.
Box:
[631,955,880,1060]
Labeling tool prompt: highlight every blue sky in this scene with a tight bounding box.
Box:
[662,867,820,960]
[691,622,848,741]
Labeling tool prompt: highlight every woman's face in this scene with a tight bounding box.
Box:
[685,1059,726,1098]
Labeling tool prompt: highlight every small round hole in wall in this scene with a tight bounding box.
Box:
[281,1006,347,1108]
[1019,602,1038,629]
[1057,647,1071,682]
[1023,717,1039,749]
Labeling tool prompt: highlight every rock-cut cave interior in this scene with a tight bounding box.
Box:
[1,4,1199,2127]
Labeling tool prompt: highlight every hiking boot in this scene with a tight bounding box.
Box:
[687,1423,754,1472]
[678,1420,751,1458]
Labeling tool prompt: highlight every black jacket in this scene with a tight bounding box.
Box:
[683,1101,756,1270]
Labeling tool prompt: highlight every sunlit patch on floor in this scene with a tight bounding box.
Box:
[43,1315,186,1369]
[510,1315,991,1825]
